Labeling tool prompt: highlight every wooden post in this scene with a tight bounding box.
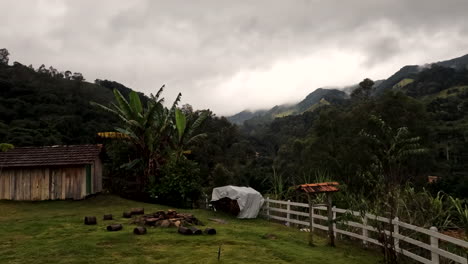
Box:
[393,217,400,252]
[307,194,314,246]
[362,215,368,247]
[327,193,335,247]
[430,226,439,264]
[266,197,270,220]
[332,206,337,239]
[286,200,291,227]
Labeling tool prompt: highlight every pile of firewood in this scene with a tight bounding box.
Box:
[84,208,216,236]
[132,209,204,228]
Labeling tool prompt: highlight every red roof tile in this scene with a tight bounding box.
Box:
[296,182,339,193]
[0,145,102,168]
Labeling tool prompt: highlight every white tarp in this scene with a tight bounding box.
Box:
[211,185,265,219]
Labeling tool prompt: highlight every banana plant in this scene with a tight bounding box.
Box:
[91,85,168,188]
[173,108,209,160]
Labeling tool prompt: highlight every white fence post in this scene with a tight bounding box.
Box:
[362,215,368,247]
[286,200,291,227]
[430,226,439,264]
[393,217,400,252]
[332,206,337,239]
[266,197,270,220]
[310,206,315,232]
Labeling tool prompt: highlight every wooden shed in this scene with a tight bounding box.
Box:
[0,145,103,201]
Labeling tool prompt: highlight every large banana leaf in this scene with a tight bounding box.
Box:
[129,91,143,115]
[175,108,186,142]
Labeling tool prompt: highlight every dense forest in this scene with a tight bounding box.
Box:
[1,50,467,237]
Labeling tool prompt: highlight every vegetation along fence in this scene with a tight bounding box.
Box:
[262,198,468,264]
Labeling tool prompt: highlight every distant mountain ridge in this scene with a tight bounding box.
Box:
[228,53,468,125]
[227,88,348,125]
[375,54,468,94]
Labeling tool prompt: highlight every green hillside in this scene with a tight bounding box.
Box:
[0,63,145,146]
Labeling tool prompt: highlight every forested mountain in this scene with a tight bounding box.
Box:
[234,56,468,198]
[0,61,145,146]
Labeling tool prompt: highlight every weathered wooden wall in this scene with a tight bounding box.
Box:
[93,158,103,193]
[0,166,88,200]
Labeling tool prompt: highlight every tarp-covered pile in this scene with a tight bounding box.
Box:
[211,186,265,219]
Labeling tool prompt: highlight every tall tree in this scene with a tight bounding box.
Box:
[0,48,10,65]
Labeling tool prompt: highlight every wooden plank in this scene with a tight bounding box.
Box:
[51,168,62,200]
[0,170,5,199]
[24,169,31,200]
[65,168,72,199]
[74,168,83,200]
[398,221,468,248]
[31,169,40,200]
[7,170,12,199]
[95,158,103,193]
[335,228,381,245]
[399,249,432,264]
[74,167,80,199]
[49,169,55,200]
[0,172,5,199]
[10,170,16,200]
[81,167,86,198]
[15,169,22,200]
[91,163,96,194]
[61,168,66,200]
[42,168,50,200]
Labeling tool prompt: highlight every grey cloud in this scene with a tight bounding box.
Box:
[1,0,468,115]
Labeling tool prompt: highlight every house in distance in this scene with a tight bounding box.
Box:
[0,145,103,201]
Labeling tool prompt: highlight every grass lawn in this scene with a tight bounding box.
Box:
[0,195,381,264]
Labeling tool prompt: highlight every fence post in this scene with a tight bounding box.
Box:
[393,217,400,252]
[311,206,315,232]
[266,197,270,220]
[362,215,368,247]
[332,206,337,239]
[430,226,439,264]
[286,200,291,227]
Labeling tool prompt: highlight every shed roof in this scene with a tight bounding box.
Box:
[296,182,339,193]
[0,145,102,168]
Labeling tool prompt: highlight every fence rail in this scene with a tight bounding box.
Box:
[262,198,468,264]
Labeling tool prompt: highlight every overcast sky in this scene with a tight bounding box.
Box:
[2,0,468,115]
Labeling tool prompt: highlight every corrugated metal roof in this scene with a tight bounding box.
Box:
[296,182,339,193]
[0,145,102,168]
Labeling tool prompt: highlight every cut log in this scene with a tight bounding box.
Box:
[189,227,202,235]
[145,217,159,226]
[84,216,97,225]
[133,226,147,235]
[178,226,193,235]
[123,211,132,218]
[103,214,113,220]
[130,208,144,215]
[107,224,123,231]
[160,220,171,228]
[204,228,217,235]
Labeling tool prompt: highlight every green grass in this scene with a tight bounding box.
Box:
[0,195,381,264]
[392,78,414,90]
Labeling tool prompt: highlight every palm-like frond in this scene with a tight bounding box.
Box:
[185,133,207,145]
[186,110,209,139]
[175,108,186,142]
[113,89,134,119]
[129,91,143,115]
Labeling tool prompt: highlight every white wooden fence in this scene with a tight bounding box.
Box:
[262,198,468,264]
